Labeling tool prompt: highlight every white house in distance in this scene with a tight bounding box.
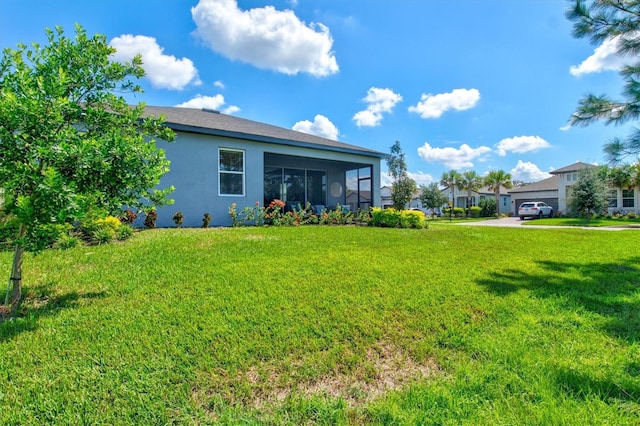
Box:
[144,106,386,227]
[380,185,512,215]
[509,161,639,215]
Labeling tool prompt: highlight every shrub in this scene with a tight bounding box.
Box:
[442,207,466,218]
[116,225,134,241]
[144,210,157,229]
[371,208,401,228]
[400,210,428,229]
[469,206,482,218]
[626,211,638,219]
[172,211,184,228]
[120,209,138,225]
[24,223,73,251]
[92,226,116,245]
[53,234,79,250]
[202,213,211,228]
[478,198,496,217]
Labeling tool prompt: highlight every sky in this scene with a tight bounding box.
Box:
[0,0,633,187]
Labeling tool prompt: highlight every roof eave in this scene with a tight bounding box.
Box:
[167,123,387,159]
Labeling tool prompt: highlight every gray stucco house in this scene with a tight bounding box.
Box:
[144,106,385,227]
[509,161,640,215]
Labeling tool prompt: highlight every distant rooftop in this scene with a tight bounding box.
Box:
[509,175,560,193]
[143,106,386,158]
[550,161,597,175]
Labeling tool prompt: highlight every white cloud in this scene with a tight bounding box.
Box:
[191,0,338,77]
[408,88,480,119]
[175,94,240,114]
[408,171,434,186]
[417,142,492,169]
[292,114,339,140]
[570,36,627,76]
[352,87,402,127]
[495,135,551,156]
[510,160,552,182]
[110,35,200,90]
[559,123,571,131]
[381,171,433,188]
[214,80,225,89]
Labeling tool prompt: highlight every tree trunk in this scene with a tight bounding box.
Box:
[4,224,26,317]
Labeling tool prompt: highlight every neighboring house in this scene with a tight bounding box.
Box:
[441,185,512,215]
[145,106,385,227]
[509,161,640,215]
[509,175,560,215]
[380,186,430,213]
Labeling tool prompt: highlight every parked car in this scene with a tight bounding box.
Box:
[518,201,553,220]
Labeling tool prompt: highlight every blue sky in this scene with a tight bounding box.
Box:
[0,0,631,186]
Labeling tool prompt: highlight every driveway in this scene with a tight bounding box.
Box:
[455,216,635,231]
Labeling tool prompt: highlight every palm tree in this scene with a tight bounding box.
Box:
[460,170,482,216]
[440,170,463,218]
[484,170,513,217]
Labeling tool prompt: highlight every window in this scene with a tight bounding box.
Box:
[346,166,372,210]
[264,167,326,208]
[608,189,618,208]
[623,189,635,208]
[567,172,578,182]
[219,149,244,196]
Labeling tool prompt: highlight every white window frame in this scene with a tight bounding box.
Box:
[622,188,635,208]
[218,148,245,196]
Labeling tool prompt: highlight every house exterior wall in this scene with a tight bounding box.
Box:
[154,131,381,227]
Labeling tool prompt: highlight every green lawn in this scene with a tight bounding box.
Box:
[1,225,639,424]
[524,217,640,227]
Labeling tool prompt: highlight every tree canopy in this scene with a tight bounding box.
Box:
[484,170,512,216]
[569,167,609,221]
[386,141,417,210]
[0,25,175,315]
[420,182,449,214]
[567,0,640,163]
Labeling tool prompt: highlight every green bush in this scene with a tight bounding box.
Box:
[92,226,116,245]
[400,210,428,228]
[370,208,401,228]
[53,234,80,250]
[370,208,427,229]
[442,207,465,218]
[24,223,72,252]
[116,225,134,241]
[478,198,497,217]
[470,206,482,218]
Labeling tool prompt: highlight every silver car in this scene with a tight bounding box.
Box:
[518,201,553,220]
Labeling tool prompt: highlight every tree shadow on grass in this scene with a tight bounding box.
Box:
[476,257,640,343]
[477,258,640,408]
[0,282,106,341]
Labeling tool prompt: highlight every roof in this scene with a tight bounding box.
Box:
[476,185,511,196]
[508,175,560,193]
[550,161,596,174]
[143,106,386,158]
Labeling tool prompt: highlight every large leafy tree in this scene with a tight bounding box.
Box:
[484,170,512,216]
[419,182,449,216]
[0,25,175,315]
[386,141,417,210]
[569,167,609,221]
[460,170,483,216]
[567,0,640,163]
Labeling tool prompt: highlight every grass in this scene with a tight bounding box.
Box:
[525,216,640,227]
[1,225,639,424]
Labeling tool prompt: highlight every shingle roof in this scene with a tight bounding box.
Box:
[143,106,386,158]
[549,161,596,174]
[508,175,560,193]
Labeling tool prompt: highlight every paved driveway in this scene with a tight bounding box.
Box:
[455,217,635,231]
